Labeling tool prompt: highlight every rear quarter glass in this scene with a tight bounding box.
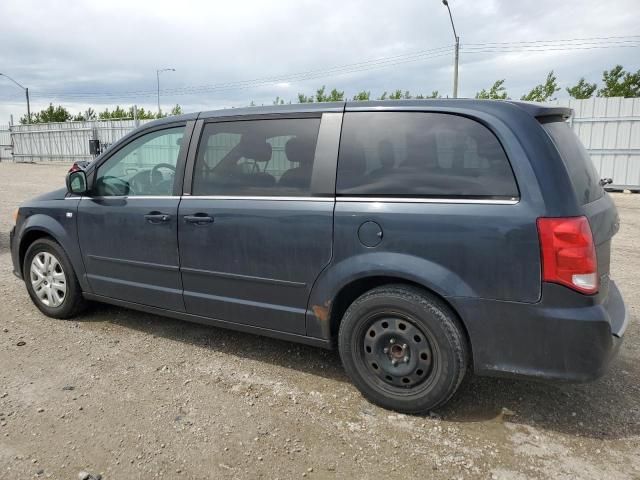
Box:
[336,112,519,199]
[542,121,604,205]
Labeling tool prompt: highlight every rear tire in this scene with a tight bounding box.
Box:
[338,285,468,413]
[23,238,86,319]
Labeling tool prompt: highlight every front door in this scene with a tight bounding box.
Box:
[178,116,336,334]
[77,124,189,311]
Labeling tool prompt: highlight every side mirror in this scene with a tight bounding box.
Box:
[66,170,88,195]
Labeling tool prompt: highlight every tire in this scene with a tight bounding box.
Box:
[23,238,86,319]
[338,285,468,414]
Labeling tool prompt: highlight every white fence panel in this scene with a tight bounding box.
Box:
[0,125,11,161]
[10,119,153,162]
[6,99,640,189]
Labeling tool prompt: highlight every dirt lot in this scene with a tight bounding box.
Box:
[0,161,638,480]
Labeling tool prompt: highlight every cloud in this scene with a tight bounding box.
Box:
[0,0,638,122]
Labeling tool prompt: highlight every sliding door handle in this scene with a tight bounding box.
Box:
[144,213,171,224]
[184,214,214,225]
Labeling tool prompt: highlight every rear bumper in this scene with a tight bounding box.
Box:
[452,281,627,382]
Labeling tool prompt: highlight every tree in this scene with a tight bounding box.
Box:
[297,93,313,103]
[388,89,403,100]
[566,77,597,99]
[415,91,441,99]
[315,86,328,102]
[377,91,388,100]
[475,79,508,100]
[597,65,640,98]
[128,106,156,120]
[169,104,183,116]
[521,71,559,102]
[326,88,344,102]
[98,105,129,119]
[272,96,285,105]
[352,90,370,101]
[20,103,72,124]
[72,108,97,122]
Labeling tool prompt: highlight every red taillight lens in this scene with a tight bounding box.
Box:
[537,216,598,294]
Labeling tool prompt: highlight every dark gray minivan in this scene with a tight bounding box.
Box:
[10,100,627,413]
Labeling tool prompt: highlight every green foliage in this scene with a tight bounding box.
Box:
[566,78,597,99]
[169,104,183,116]
[597,65,640,98]
[377,91,388,101]
[72,108,97,122]
[414,91,440,99]
[98,105,128,119]
[296,86,344,103]
[475,79,508,100]
[272,96,285,105]
[388,89,403,100]
[352,90,371,101]
[131,106,157,119]
[20,103,72,124]
[520,71,560,102]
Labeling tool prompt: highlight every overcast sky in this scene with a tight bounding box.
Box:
[0,0,638,123]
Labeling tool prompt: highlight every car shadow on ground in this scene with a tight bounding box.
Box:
[78,302,639,441]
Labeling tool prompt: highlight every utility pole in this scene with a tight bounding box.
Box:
[156,68,176,117]
[442,0,460,98]
[0,72,31,123]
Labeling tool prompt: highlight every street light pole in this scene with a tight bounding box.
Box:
[442,0,459,98]
[156,68,176,117]
[0,72,31,123]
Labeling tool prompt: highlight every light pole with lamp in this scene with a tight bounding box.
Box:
[441,0,460,98]
[156,68,176,117]
[0,72,31,123]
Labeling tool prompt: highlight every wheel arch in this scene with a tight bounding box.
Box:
[306,253,474,360]
[19,228,56,275]
[18,214,91,292]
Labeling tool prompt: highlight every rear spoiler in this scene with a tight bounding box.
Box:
[506,101,573,122]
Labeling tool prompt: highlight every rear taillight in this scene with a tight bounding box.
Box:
[537,216,598,295]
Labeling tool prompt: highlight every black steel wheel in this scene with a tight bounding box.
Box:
[339,285,468,413]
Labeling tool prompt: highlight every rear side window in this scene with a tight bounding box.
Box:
[542,121,603,205]
[192,118,320,196]
[336,112,518,199]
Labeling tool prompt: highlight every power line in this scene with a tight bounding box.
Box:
[463,34,640,47]
[8,35,639,103]
[31,45,455,99]
[462,43,640,54]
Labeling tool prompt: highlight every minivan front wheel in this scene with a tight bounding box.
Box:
[24,238,86,319]
[339,285,468,413]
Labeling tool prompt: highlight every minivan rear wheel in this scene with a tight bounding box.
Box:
[338,285,468,413]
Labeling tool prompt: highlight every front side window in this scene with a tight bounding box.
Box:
[95,126,185,196]
[336,112,519,199]
[192,118,321,196]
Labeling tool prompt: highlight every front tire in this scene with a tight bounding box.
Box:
[23,238,86,319]
[338,285,468,413]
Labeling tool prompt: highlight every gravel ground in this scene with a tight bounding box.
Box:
[0,162,638,480]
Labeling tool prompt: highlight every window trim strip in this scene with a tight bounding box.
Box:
[77,195,518,204]
[336,196,519,205]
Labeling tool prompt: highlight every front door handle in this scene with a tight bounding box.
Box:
[184,214,214,225]
[144,213,171,224]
